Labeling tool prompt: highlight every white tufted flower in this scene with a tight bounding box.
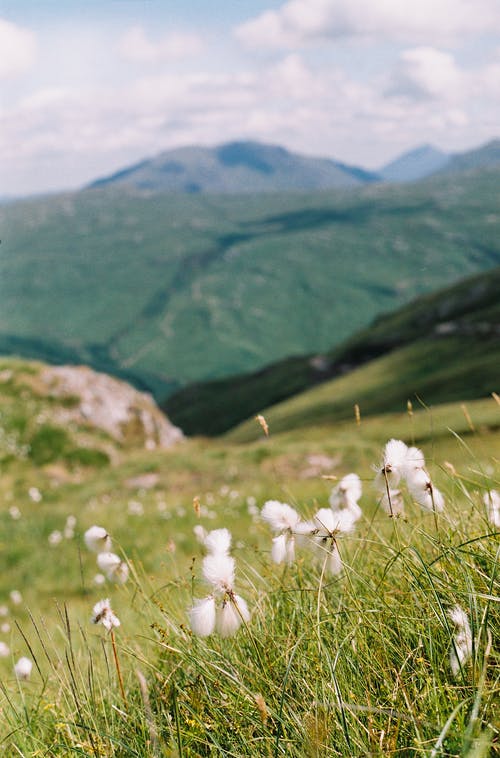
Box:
[374,439,409,491]
[84,525,111,553]
[91,598,120,631]
[261,500,302,565]
[216,595,251,638]
[329,473,362,510]
[407,469,444,512]
[188,596,216,637]
[448,605,472,677]
[14,657,32,680]
[97,552,129,584]
[483,490,500,528]
[203,528,232,556]
[189,529,250,638]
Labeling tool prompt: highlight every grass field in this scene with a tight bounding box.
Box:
[0,357,498,755]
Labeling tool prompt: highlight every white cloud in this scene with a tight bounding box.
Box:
[1,41,499,194]
[118,25,203,63]
[0,18,36,79]
[235,0,500,48]
[388,47,464,101]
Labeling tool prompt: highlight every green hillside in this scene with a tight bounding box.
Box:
[164,265,500,435]
[1,169,500,399]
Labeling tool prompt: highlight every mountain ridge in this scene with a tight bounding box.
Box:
[87,140,381,193]
[379,144,450,182]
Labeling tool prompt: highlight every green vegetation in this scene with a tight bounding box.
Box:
[0,358,112,468]
[166,265,500,436]
[0,356,498,755]
[1,168,500,399]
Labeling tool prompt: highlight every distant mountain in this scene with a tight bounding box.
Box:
[434,139,500,177]
[87,140,380,194]
[379,145,450,183]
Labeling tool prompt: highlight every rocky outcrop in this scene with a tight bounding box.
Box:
[41,365,183,449]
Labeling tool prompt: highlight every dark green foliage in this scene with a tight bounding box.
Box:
[64,446,110,467]
[29,425,70,464]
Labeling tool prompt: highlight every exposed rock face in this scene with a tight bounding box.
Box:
[41,365,183,449]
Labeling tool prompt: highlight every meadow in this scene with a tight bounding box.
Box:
[0,357,498,755]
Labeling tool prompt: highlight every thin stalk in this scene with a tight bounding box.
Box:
[110,630,127,708]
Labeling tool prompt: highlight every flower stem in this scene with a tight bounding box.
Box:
[110,629,127,707]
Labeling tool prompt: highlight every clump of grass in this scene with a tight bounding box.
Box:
[0,412,498,756]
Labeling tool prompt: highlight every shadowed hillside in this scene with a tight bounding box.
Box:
[164,266,500,436]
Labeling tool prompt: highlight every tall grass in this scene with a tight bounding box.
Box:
[1,421,498,757]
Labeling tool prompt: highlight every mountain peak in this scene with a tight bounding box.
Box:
[86,141,380,194]
[379,144,450,183]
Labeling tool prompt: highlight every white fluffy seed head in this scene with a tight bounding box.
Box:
[216,595,250,638]
[261,500,301,532]
[384,439,409,468]
[294,519,318,548]
[448,606,472,677]
[188,596,216,637]
[285,535,296,565]
[91,598,120,631]
[14,657,32,680]
[375,439,409,490]
[330,473,362,509]
[204,528,232,556]
[483,490,500,527]
[233,594,250,623]
[97,552,121,572]
[314,507,356,535]
[271,533,287,564]
[403,446,425,478]
[408,476,444,512]
[313,508,337,536]
[96,552,129,584]
[110,561,129,584]
[193,525,208,545]
[84,525,111,553]
[327,547,343,576]
[10,590,22,605]
[449,605,470,629]
[331,508,358,533]
[216,601,242,637]
[405,465,429,491]
[202,553,235,591]
[0,641,10,657]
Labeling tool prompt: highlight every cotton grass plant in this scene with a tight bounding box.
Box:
[0,413,498,756]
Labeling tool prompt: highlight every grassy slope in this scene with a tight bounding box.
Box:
[1,169,500,398]
[165,265,500,436]
[0,356,498,754]
[227,335,500,443]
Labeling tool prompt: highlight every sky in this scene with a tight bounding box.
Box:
[1,0,500,196]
